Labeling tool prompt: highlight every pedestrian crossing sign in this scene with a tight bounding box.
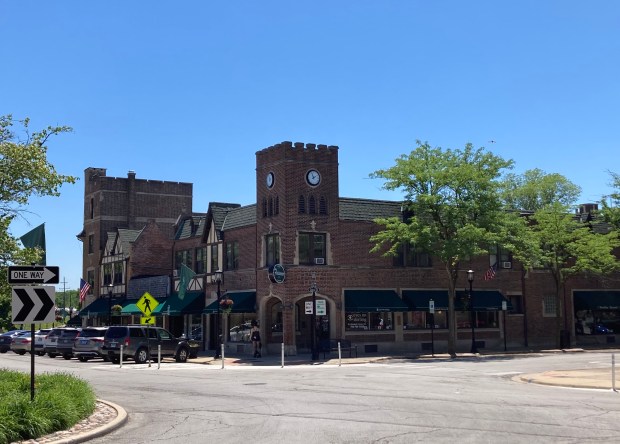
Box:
[137,292,159,316]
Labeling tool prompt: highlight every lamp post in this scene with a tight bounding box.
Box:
[310,274,319,361]
[107,284,113,327]
[467,270,478,354]
[213,270,223,359]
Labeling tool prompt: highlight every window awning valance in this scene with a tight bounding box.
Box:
[344,290,409,312]
[80,297,126,316]
[203,291,257,314]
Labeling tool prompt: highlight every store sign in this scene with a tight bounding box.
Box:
[345,312,368,330]
[269,264,286,284]
[316,299,326,315]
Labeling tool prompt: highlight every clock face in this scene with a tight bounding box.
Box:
[266,172,274,188]
[306,169,321,186]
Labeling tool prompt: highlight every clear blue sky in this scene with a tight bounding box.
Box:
[2,1,619,294]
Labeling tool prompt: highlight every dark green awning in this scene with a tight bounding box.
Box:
[574,291,620,311]
[203,291,257,314]
[402,290,511,311]
[344,290,408,312]
[80,297,126,316]
[156,292,204,315]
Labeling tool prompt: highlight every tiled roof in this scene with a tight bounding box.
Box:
[175,214,206,240]
[339,198,402,222]
[222,204,257,230]
[117,228,142,252]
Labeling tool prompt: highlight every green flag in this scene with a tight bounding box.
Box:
[178,263,196,300]
[20,223,46,265]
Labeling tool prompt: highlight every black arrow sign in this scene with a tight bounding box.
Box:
[14,288,35,323]
[11,286,56,324]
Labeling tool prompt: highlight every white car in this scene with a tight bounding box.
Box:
[34,329,51,356]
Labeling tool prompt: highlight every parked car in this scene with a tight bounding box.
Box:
[0,330,26,353]
[576,321,614,335]
[73,327,108,362]
[44,327,68,358]
[10,331,33,355]
[34,329,51,356]
[229,322,252,342]
[56,328,81,359]
[102,325,199,364]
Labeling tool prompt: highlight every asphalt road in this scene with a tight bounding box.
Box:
[1,351,619,443]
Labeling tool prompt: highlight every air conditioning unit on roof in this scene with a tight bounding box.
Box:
[314,257,325,265]
[501,261,512,269]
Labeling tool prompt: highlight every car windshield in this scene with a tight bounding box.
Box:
[80,329,106,338]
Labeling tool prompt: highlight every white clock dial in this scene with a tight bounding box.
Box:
[266,172,274,188]
[306,169,321,186]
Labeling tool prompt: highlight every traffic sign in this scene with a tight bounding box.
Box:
[137,292,159,316]
[316,299,326,315]
[8,266,60,284]
[141,316,155,325]
[11,286,56,324]
[305,301,313,314]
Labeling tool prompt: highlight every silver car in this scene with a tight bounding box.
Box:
[73,327,108,362]
[10,331,33,355]
[34,329,51,356]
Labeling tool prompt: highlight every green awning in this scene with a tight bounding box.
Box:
[155,292,204,315]
[80,297,126,316]
[574,291,620,311]
[402,290,511,311]
[402,290,449,311]
[344,290,408,312]
[203,291,256,314]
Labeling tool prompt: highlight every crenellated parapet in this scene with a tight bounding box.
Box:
[256,140,339,164]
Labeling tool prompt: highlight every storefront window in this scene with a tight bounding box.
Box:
[404,311,447,329]
[345,312,394,331]
[228,314,254,342]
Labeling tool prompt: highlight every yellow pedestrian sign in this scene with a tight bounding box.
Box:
[140,316,155,325]
[137,292,159,316]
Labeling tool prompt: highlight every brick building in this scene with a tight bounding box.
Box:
[79,144,620,356]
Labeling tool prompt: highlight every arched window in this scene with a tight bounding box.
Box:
[298,195,306,214]
[309,195,316,214]
[319,196,328,215]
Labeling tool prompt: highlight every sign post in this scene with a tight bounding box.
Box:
[137,292,159,366]
[502,300,508,351]
[429,299,435,357]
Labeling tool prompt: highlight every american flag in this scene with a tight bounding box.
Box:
[79,278,91,304]
[484,262,497,281]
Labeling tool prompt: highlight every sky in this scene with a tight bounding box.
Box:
[1,1,619,293]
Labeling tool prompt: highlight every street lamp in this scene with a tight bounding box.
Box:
[467,269,478,354]
[310,274,319,361]
[213,270,223,359]
[107,284,113,327]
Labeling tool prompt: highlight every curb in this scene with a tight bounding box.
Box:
[48,399,128,444]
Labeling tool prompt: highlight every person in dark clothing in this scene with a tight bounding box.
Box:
[250,321,261,358]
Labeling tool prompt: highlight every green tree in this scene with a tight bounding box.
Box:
[370,140,514,357]
[502,170,620,346]
[0,115,76,331]
[600,171,620,230]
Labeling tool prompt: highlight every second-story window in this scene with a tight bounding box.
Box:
[226,241,239,270]
[393,243,431,267]
[103,263,112,286]
[195,247,206,274]
[266,234,280,267]
[299,232,326,265]
[113,261,123,284]
[210,244,219,272]
[175,250,193,272]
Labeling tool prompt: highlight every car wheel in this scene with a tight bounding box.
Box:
[78,356,88,362]
[37,351,45,356]
[63,354,72,360]
[16,350,26,355]
[0,349,7,354]
[135,348,149,364]
[175,347,188,363]
[111,357,120,364]
[48,353,57,358]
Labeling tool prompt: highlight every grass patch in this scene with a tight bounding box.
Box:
[0,369,96,444]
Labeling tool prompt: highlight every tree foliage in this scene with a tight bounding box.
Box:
[600,170,620,230]
[370,140,514,356]
[0,115,77,331]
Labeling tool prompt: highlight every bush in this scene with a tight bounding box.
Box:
[0,369,96,444]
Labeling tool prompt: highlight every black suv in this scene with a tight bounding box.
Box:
[102,325,199,364]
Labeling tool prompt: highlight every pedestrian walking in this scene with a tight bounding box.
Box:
[250,321,261,358]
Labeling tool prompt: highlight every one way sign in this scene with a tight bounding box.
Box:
[8,266,60,284]
[11,286,56,324]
